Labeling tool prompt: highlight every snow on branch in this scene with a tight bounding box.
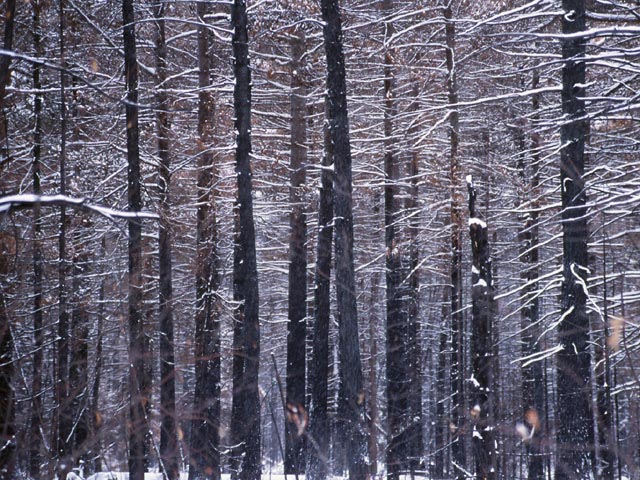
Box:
[0,194,158,222]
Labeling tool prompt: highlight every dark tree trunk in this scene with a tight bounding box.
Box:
[518,69,545,480]
[285,27,308,476]
[153,3,179,478]
[0,3,15,473]
[320,0,368,478]
[122,0,147,478]
[189,2,221,479]
[405,80,424,476]
[0,235,15,479]
[596,219,614,480]
[467,178,496,480]
[367,274,380,479]
[444,3,465,477]
[555,2,595,479]
[69,235,90,468]
[29,1,44,476]
[0,0,14,157]
[90,241,106,474]
[56,2,72,476]
[230,1,261,478]
[306,101,334,480]
[381,2,410,476]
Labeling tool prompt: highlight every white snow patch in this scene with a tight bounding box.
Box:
[469,217,487,229]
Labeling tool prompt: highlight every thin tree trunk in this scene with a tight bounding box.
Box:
[518,69,545,480]
[0,0,14,159]
[69,234,90,469]
[285,27,308,476]
[595,214,614,480]
[405,82,424,476]
[381,1,410,478]
[230,1,261,478]
[444,2,465,477]
[189,2,221,479]
[368,273,379,479]
[56,1,72,476]
[306,100,334,480]
[467,178,496,480]
[122,0,147,478]
[555,1,594,478]
[152,2,179,478]
[0,6,16,471]
[320,0,368,478]
[0,235,15,479]
[29,1,44,476]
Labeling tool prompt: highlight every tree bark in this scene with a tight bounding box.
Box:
[189,2,221,479]
[56,2,72,476]
[230,1,261,478]
[320,0,368,478]
[306,100,334,480]
[518,69,545,480]
[555,1,595,479]
[467,178,496,480]
[285,27,308,476]
[122,0,147,478]
[29,1,44,476]
[444,2,465,477]
[152,3,179,478]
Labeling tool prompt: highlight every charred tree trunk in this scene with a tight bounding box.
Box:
[285,27,308,476]
[306,101,334,480]
[555,2,595,479]
[230,1,261,478]
[122,0,147,478]
[152,3,179,478]
[320,0,368,478]
[467,178,496,480]
[189,2,221,479]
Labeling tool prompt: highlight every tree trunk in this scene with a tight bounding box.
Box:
[0,234,15,479]
[368,273,379,479]
[230,1,261,478]
[306,100,334,480]
[285,27,308,476]
[467,178,496,480]
[320,0,368,478]
[444,2,465,477]
[596,217,614,480]
[56,2,72,476]
[405,80,424,476]
[153,3,179,478]
[189,2,221,479]
[518,69,545,480]
[0,3,15,474]
[29,1,44,476]
[555,1,594,478]
[69,233,90,470]
[381,2,410,478]
[122,0,147,478]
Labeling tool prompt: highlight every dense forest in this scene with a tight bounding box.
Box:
[0,0,639,479]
